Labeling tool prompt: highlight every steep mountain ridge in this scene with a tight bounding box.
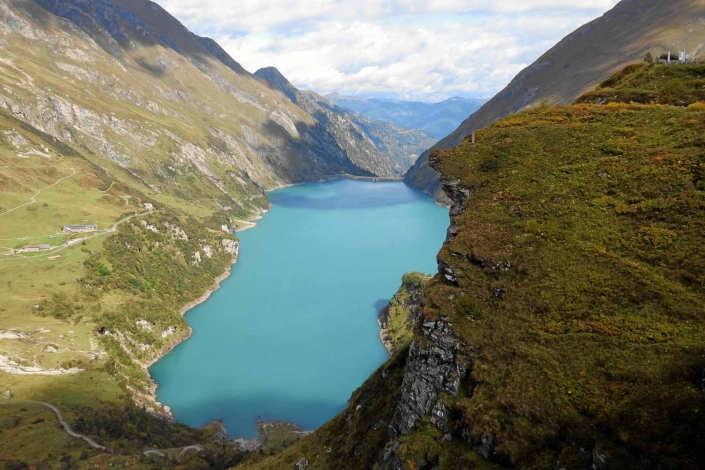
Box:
[0,0,368,221]
[0,0,428,435]
[1,0,419,222]
[405,0,705,202]
[242,63,705,470]
[256,67,436,176]
[327,94,486,139]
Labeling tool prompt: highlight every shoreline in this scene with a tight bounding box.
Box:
[141,254,239,418]
[140,174,412,418]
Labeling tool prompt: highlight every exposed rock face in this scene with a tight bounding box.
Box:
[295,458,308,470]
[389,320,463,437]
[0,0,408,224]
[378,177,472,469]
[255,67,436,177]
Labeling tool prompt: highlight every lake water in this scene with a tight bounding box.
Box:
[149,180,448,438]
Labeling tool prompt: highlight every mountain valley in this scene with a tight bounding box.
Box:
[0,0,704,469]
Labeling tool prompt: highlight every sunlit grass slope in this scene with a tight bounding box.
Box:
[241,64,705,470]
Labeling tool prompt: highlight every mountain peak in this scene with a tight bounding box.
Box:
[34,0,247,74]
[255,66,299,102]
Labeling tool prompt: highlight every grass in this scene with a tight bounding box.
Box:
[424,94,705,466]
[0,108,242,462]
[238,64,705,470]
[577,63,705,106]
[383,272,429,351]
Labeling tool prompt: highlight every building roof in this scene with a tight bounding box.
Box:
[23,244,51,250]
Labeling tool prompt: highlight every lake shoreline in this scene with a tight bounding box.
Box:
[141,252,240,418]
[143,177,443,432]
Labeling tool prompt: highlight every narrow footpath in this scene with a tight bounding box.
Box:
[0,400,107,450]
[0,399,206,458]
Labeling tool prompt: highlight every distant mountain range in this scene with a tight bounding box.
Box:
[325,94,486,140]
[256,68,437,176]
[404,0,705,203]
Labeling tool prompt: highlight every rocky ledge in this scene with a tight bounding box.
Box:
[377,163,478,469]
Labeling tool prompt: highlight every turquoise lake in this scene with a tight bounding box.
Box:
[149,179,448,438]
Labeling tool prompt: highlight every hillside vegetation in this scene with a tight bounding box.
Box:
[577,63,705,105]
[0,0,438,463]
[241,64,705,470]
[405,0,705,201]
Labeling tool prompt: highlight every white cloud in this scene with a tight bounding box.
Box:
[155,0,621,101]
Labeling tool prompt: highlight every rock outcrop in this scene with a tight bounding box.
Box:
[377,174,473,469]
[378,272,429,355]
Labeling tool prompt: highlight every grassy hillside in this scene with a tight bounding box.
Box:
[0,0,351,463]
[241,64,705,470]
[577,63,705,105]
[405,0,705,201]
[0,105,251,464]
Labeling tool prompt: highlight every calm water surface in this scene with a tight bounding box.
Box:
[150,180,448,437]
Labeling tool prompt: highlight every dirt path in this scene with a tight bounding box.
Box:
[0,400,108,450]
[0,168,76,218]
[0,400,206,458]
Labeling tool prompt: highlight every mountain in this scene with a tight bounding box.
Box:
[0,0,433,440]
[405,0,705,203]
[1,0,422,223]
[326,94,486,139]
[256,68,437,176]
[245,63,705,470]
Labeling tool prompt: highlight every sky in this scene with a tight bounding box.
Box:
[155,0,621,102]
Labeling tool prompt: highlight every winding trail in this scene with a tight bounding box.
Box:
[0,399,210,459]
[0,168,76,218]
[143,449,166,457]
[0,399,205,458]
[0,400,108,450]
[178,445,204,457]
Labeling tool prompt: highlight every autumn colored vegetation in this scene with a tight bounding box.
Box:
[243,64,705,470]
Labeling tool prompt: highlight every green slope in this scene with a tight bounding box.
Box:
[405,0,705,202]
[241,64,705,470]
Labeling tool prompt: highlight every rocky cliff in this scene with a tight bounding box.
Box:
[244,64,705,470]
[256,67,437,176]
[405,0,705,201]
[0,0,407,225]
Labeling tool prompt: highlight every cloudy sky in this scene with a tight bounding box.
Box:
[155,0,620,102]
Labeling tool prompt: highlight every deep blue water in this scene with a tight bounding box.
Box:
[149,180,448,438]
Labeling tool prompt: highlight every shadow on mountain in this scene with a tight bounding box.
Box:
[373,298,390,313]
[256,119,375,184]
[134,57,167,78]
